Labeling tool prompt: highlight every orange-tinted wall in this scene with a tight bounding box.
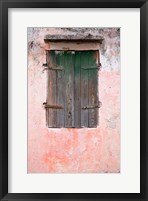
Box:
[28,28,120,173]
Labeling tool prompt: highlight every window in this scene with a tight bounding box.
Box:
[44,50,100,128]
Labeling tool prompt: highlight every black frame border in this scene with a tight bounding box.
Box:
[0,0,147,201]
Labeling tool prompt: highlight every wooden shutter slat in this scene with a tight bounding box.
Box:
[56,51,65,128]
[74,52,81,128]
[81,52,89,127]
[88,51,98,128]
[65,52,75,127]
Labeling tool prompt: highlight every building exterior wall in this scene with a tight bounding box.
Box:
[28,28,120,173]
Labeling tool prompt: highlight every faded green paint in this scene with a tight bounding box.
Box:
[46,50,99,128]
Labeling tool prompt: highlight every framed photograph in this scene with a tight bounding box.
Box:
[0,0,147,201]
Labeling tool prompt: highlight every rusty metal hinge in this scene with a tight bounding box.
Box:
[42,64,64,72]
[43,102,63,109]
[98,63,102,71]
[82,101,102,110]
[81,63,102,71]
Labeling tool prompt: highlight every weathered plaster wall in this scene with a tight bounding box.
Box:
[28,28,120,173]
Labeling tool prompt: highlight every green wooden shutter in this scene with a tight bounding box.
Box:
[46,51,65,128]
[80,51,99,128]
[46,50,99,128]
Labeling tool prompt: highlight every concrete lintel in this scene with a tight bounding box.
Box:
[45,41,101,51]
[44,34,104,43]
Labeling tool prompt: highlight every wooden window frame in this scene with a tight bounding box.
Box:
[45,47,100,128]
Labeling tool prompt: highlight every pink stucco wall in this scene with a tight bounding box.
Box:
[28,28,120,173]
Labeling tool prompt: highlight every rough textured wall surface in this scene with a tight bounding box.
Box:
[28,28,120,173]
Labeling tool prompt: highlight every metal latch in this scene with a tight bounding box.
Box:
[43,102,63,109]
[97,63,102,71]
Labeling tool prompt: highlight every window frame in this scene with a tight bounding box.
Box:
[44,49,100,128]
